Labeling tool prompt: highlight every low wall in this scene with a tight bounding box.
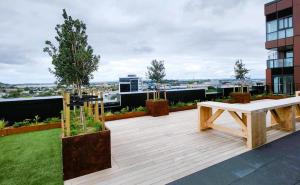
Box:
[120,88,206,108]
[0,97,62,125]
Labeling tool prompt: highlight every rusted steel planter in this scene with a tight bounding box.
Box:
[230,92,251,104]
[62,128,111,180]
[105,111,148,121]
[146,100,169,117]
[0,123,61,137]
[169,105,197,112]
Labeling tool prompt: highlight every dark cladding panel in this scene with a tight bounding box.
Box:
[0,97,63,125]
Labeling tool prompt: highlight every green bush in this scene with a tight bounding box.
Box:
[105,111,114,116]
[0,120,6,129]
[13,120,31,128]
[44,117,60,123]
[135,106,147,112]
[120,106,130,114]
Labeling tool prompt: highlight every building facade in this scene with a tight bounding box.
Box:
[265,0,300,95]
[119,74,142,92]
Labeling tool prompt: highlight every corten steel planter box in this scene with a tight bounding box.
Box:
[62,128,111,180]
[105,111,148,121]
[230,92,251,104]
[146,100,169,117]
[0,123,61,137]
[169,105,197,112]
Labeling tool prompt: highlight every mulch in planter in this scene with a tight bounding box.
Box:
[146,100,169,117]
[62,128,111,180]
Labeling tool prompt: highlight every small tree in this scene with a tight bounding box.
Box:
[44,9,100,127]
[43,9,100,96]
[147,59,166,99]
[234,59,250,92]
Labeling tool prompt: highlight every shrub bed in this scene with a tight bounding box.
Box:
[0,117,61,137]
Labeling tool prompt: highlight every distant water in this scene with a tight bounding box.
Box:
[14,84,57,88]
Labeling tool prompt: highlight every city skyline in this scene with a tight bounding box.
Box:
[0,0,270,84]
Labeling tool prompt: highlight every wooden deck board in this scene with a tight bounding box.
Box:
[65,108,300,185]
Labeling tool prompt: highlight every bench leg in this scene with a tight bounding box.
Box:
[296,105,300,119]
[198,106,212,131]
[274,106,295,132]
[247,111,266,149]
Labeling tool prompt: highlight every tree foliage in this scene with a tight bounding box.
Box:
[147,59,166,83]
[43,9,100,94]
[234,59,249,81]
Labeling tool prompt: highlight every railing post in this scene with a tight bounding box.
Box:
[100,92,105,131]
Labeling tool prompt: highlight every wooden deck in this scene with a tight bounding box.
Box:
[65,108,300,185]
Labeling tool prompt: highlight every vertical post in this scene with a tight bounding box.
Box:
[153,91,156,100]
[275,106,295,132]
[94,91,100,121]
[164,85,167,100]
[65,92,71,136]
[147,91,149,100]
[88,90,93,116]
[61,113,65,137]
[246,111,266,149]
[100,91,105,131]
[198,106,212,131]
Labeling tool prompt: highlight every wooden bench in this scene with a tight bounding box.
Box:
[198,97,300,149]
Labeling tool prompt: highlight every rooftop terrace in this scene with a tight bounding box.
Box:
[65,104,300,185]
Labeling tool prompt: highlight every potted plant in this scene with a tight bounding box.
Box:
[145,59,169,116]
[44,10,110,180]
[231,59,251,103]
[61,92,111,180]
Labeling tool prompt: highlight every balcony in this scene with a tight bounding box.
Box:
[267,57,293,68]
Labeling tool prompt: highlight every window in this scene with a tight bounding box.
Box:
[266,16,293,41]
[267,20,277,33]
[286,50,293,58]
[278,30,285,39]
[289,17,293,27]
[286,28,293,37]
[279,19,284,29]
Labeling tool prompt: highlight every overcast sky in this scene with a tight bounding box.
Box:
[0,0,270,84]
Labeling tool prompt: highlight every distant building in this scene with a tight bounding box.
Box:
[265,0,299,94]
[119,74,142,92]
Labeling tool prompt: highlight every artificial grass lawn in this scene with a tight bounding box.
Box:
[0,129,63,185]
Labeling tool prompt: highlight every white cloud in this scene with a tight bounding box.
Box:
[0,0,269,83]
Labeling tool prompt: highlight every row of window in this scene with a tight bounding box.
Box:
[266,16,293,41]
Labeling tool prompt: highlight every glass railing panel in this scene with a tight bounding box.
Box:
[284,58,293,67]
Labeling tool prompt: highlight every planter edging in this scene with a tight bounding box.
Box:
[0,123,61,137]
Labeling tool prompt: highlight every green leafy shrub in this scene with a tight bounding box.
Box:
[114,111,121,115]
[120,106,130,114]
[0,120,6,130]
[13,120,31,128]
[33,115,40,125]
[105,111,114,116]
[44,117,60,123]
[135,106,147,112]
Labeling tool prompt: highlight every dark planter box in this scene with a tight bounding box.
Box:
[0,123,61,137]
[105,111,148,121]
[62,129,111,180]
[146,100,169,117]
[230,92,251,104]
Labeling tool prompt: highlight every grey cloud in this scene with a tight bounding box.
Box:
[0,0,268,83]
